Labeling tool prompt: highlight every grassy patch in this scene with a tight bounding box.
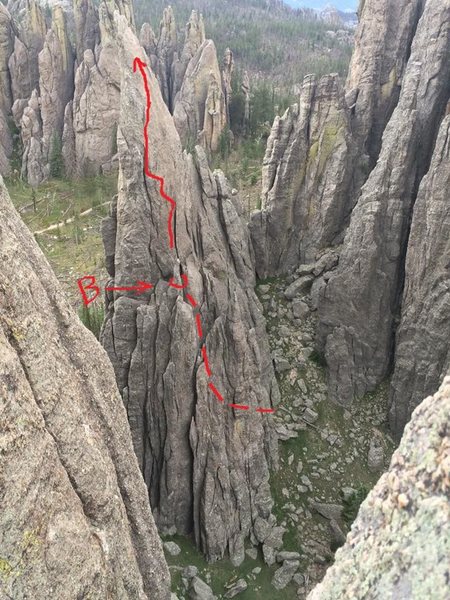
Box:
[6,175,117,307]
[163,533,298,599]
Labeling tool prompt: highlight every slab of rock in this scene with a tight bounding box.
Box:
[302,407,319,424]
[250,74,357,278]
[188,576,214,600]
[173,39,226,153]
[284,275,314,299]
[276,551,301,562]
[164,541,181,556]
[329,519,346,547]
[292,299,309,319]
[311,502,343,521]
[389,114,450,439]
[367,438,385,471]
[272,560,299,590]
[224,579,247,598]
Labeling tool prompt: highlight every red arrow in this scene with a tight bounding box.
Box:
[105,281,153,295]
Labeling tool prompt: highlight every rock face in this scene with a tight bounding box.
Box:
[389,114,450,437]
[173,39,227,153]
[20,7,74,183]
[0,4,14,175]
[1,2,230,179]
[250,74,356,277]
[20,89,46,186]
[318,0,450,407]
[346,0,425,165]
[308,374,450,600]
[221,47,234,123]
[0,176,170,599]
[8,0,46,104]
[62,0,131,177]
[101,14,279,564]
[171,10,206,108]
[73,0,99,62]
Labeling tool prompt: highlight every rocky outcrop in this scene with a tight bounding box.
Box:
[318,0,450,407]
[0,175,170,599]
[39,8,74,151]
[241,71,250,133]
[153,6,178,110]
[8,0,46,104]
[0,4,14,175]
[63,0,134,177]
[173,39,227,153]
[73,0,99,62]
[308,373,450,600]
[388,114,450,437]
[221,47,234,123]
[250,74,356,278]
[346,0,424,165]
[171,10,206,107]
[20,6,74,184]
[140,9,210,118]
[64,47,120,177]
[101,14,279,565]
[20,89,46,186]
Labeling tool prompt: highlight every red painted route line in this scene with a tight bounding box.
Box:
[133,56,275,416]
[133,57,176,249]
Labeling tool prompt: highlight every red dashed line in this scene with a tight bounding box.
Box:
[186,293,198,308]
[195,313,203,338]
[169,274,188,289]
[201,346,212,377]
[208,382,224,402]
[133,57,274,416]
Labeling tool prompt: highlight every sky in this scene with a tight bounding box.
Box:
[284,0,359,11]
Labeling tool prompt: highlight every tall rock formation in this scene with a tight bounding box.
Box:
[308,373,450,600]
[20,6,74,184]
[173,39,227,153]
[0,4,14,175]
[346,0,424,165]
[171,10,206,106]
[250,74,356,277]
[0,175,170,599]
[318,0,450,407]
[221,47,234,123]
[19,89,46,186]
[154,6,178,110]
[38,7,74,153]
[101,13,279,565]
[74,0,100,63]
[388,114,450,437]
[62,0,133,177]
[8,0,47,105]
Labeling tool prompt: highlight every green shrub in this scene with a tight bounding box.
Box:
[78,303,105,340]
[49,133,64,179]
[342,485,370,526]
[309,349,327,367]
